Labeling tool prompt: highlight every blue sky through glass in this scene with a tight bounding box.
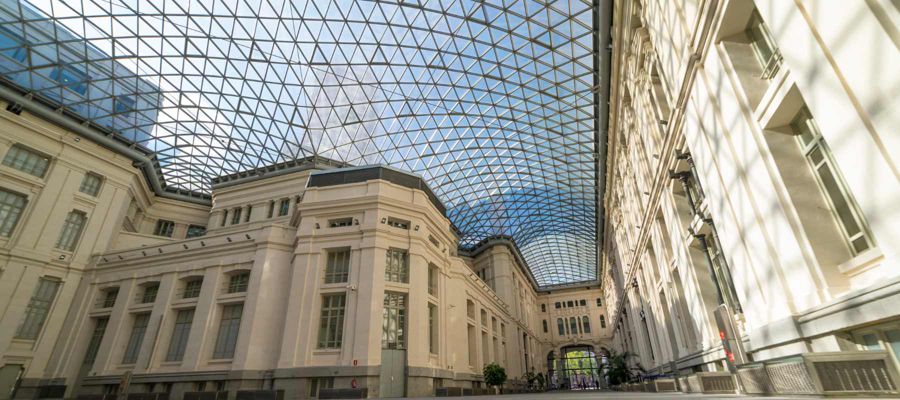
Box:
[0,0,598,286]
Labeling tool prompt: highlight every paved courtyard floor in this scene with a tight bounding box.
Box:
[403,390,848,399]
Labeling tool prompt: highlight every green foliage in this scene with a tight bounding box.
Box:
[483,363,508,387]
[604,350,636,385]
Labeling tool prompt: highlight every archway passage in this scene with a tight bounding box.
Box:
[551,345,601,390]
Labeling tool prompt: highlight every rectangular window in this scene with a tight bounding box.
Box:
[186,225,206,238]
[15,278,61,340]
[56,211,87,251]
[596,298,602,307]
[220,210,228,227]
[122,313,150,363]
[540,304,546,312]
[746,9,782,79]
[317,293,346,349]
[579,299,586,307]
[793,107,873,254]
[166,309,194,362]
[428,264,439,296]
[384,248,409,283]
[267,201,274,218]
[183,279,202,298]
[244,205,251,222]
[324,249,350,284]
[428,303,438,354]
[387,217,409,229]
[328,217,353,228]
[79,173,103,196]
[227,272,250,293]
[278,199,290,216]
[141,283,159,304]
[308,378,334,398]
[557,318,565,335]
[382,292,407,349]
[705,229,743,313]
[3,145,50,178]
[50,65,90,95]
[153,220,175,237]
[83,317,108,366]
[0,188,27,237]
[101,287,118,308]
[542,320,548,333]
[231,208,242,225]
[555,302,561,309]
[212,304,243,359]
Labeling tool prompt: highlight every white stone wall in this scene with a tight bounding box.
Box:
[601,0,900,374]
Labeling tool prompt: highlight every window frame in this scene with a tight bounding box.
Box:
[317,293,346,349]
[324,248,351,284]
[792,107,873,255]
[2,144,51,178]
[227,271,250,294]
[0,188,28,237]
[212,304,243,359]
[79,172,104,197]
[165,308,195,362]
[153,219,175,237]
[122,313,151,364]
[55,210,87,251]
[14,277,61,340]
[384,248,409,284]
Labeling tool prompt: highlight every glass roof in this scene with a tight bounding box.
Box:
[0,0,599,287]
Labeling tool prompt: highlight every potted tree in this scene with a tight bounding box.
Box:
[483,363,508,394]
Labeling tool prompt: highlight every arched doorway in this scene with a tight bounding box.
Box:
[552,345,601,390]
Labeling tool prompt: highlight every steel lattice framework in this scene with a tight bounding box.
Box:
[0,0,599,286]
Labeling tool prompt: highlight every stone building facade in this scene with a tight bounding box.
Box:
[0,106,610,399]
[600,0,900,389]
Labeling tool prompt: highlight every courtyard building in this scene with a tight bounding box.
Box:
[0,0,897,399]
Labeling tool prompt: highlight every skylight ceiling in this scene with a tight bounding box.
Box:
[0,0,599,287]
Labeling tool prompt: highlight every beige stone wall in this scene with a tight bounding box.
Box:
[601,0,900,374]
[0,105,209,395]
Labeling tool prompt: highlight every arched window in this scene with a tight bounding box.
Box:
[557,318,565,335]
[569,317,578,335]
[582,316,591,334]
[599,315,606,329]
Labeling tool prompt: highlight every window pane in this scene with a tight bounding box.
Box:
[83,317,108,366]
[183,279,202,298]
[154,220,175,237]
[428,303,438,354]
[166,309,195,362]
[817,163,862,237]
[385,249,409,283]
[228,272,250,293]
[141,283,159,303]
[885,330,900,364]
[325,250,350,284]
[0,189,27,237]
[15,278,61,339]
[122,313,151,363]
[317,294,346,348]
[213,304,243,359]
[79,173,103,196]
[3,145,50,178]
[186,225,206,238]
[862,333,881,351]
[382,292,406,349]
[56,211,87,251]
